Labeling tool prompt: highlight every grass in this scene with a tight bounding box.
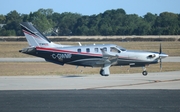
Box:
[0,41,180,57]
[0,42,32,57]
[0,62,180,76]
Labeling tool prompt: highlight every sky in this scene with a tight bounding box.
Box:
[0,0,179,16]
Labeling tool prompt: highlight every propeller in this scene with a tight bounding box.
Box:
[159,43,162,71]
[158,43,168,71]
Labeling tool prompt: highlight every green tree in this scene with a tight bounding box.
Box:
[3,10,23,36]
[143,12,157,34]
[154,12,179,35]
[28,9,54,35]
[1,8,180,36]
[178,14,180,34]
[74,16,89,35]
[0,15,6,23]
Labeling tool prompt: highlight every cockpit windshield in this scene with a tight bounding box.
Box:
[117,46,126,51]
[110,47,120,53]
[110,46,126,53]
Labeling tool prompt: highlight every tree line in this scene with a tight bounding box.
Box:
[0,8,180,36]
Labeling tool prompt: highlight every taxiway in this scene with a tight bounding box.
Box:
[1,71,180,112]
[0,71,180,90]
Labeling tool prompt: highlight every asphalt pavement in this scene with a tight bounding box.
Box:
[1,71,180,90]
[0,90,180,112]
[0,66,180,112]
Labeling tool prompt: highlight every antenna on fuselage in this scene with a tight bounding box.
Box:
[78,42,82,46]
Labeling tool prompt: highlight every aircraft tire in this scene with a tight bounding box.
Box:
[100,69,109,76]
[100,69,104,76]
[142,71,148,76]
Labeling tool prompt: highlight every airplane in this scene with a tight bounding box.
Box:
[19,22,168,76]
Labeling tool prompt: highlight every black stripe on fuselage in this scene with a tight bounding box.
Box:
[34,48,158,67]
[35,49,101,63]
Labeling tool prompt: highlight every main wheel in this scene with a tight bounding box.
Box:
[142,71,148,76]
[100,69,104,76]
[100,69,109,76]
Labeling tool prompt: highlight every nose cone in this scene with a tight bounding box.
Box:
[159,53,168,59]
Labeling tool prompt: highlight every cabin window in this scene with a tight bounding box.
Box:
[77,48,81,53]
[110,47,120,53]
[103,47,107,52]
[94,48,98,52]
[86,48,90,52]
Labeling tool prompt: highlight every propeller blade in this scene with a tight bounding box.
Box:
[159,43,162,71]
[158,43,168,71]
[159,43,162,54]
[160,58,162,71]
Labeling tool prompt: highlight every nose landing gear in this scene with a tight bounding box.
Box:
[142,67,148,76]
[142,71,148,76]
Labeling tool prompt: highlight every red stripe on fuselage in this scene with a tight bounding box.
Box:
[36,47,142,61]
[23,30,41,39]
[36,47,102,57]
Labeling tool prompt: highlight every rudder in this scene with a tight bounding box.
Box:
[20,22,52,47]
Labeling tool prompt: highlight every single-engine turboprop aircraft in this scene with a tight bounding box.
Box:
[19,22,168,76]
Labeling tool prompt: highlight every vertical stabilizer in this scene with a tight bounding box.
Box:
[20,22,54,47]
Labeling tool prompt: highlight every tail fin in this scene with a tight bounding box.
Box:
[20,22,53,47]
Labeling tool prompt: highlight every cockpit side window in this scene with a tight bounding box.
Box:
[110,47,121,53]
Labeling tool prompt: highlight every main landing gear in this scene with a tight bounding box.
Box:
[100,64,111,76]
[100,69,109,76]
[142,67,148,76]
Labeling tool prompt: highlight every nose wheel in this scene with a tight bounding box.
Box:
[142,67,148,76]
[142,71,148,76]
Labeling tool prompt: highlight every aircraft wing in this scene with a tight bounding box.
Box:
[96,48,119,65]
